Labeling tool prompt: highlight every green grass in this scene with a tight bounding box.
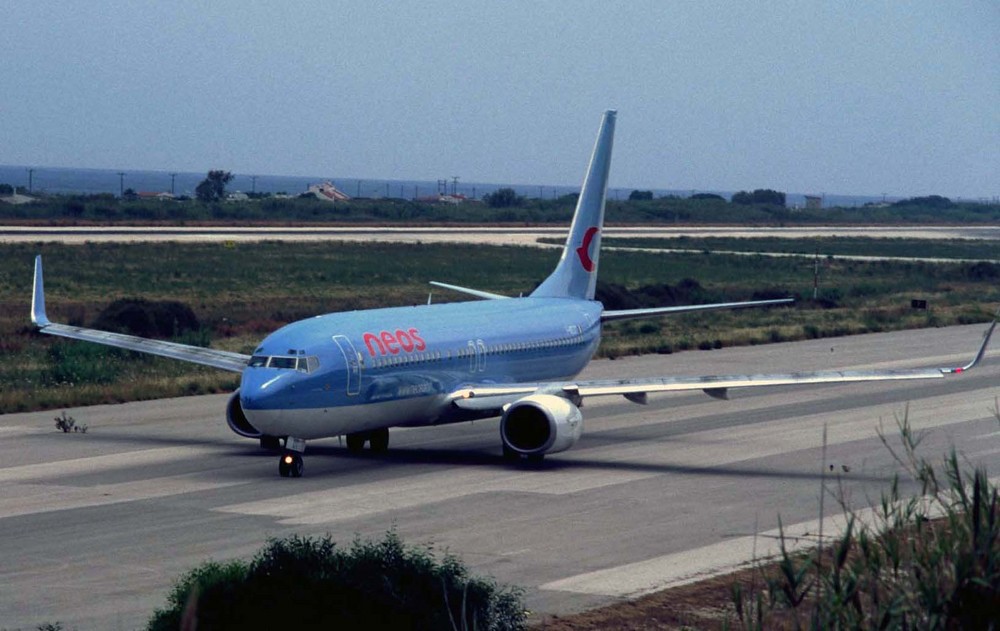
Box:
[600,236,1000,261]
[1,241,997,413]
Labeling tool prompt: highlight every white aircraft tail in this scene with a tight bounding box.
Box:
[531,110,616,301]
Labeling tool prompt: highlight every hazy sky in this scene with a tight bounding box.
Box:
[3,1,997,198]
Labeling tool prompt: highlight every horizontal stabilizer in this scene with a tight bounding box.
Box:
[429,281,509,300]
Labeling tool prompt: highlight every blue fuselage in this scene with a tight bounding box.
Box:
[239,297,603,438]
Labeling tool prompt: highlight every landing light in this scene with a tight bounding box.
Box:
[283,455,294,465]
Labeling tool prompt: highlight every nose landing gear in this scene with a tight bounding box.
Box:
[278,453,304,478]
[278,436,307,478]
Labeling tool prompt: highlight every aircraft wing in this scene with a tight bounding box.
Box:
[31,256,250,373]
[449,318,996,412]
[601,298,793,323]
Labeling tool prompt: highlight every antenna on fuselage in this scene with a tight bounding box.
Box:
[427,292,433,305]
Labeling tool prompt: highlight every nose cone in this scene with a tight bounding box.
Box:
[239,368,291,410]
[238,368,293,436]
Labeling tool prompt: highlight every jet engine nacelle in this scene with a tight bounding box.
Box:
[226,389,262,438]
[500,394,584,456]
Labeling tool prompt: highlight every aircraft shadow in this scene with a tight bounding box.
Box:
[300,444,889,484]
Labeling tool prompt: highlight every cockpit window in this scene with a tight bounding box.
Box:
[269,356,298,370]
[249,355,320,373]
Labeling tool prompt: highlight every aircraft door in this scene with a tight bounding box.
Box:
[332,335,362,396]
[476,339,486,372]
[467,339,486,373]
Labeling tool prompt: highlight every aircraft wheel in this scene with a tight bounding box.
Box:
[502,444,520,461]
[369,428,390,453]
[279,453,304,478]
[346,432,366,453]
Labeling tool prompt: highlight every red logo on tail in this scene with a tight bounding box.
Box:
[575,226,600,272]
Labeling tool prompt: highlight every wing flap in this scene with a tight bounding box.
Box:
[446,318,995,406]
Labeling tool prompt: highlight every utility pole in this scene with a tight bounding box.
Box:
[169,173,177,195]
[250,175,258,194]
[26,168,34,193]
[539,186,544,199]
[117,172,125,198]
[357,180,362,197]
[813,247,820,300]
[451,176,459,196]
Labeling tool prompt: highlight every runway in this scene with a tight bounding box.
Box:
[3,224,999,245]
[1,324,998,629]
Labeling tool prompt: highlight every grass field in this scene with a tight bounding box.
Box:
[1,240,997,413]
[600,236,1000,260]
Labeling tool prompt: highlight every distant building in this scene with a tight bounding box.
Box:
[307,181,351,202]
[416,193,469,204]
[804,195,822,210]
[226,191,249,202]
[137,191,176,201]
[0,192,36,205]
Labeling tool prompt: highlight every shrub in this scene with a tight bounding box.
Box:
[147,531,526,631]
[46,342,125,385]
[92,298,201,339]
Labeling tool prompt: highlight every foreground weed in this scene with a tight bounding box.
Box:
[53,411,86,433]
[731,409,1000,630]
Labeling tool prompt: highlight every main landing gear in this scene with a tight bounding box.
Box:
[278,436,307,478]
[345,428,390,454]
[503,444,545,464]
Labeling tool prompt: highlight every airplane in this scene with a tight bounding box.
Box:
[30,110,996,478]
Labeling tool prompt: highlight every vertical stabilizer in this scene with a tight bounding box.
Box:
[531,110,616,300]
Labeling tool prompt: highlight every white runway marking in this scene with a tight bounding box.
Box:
[0,475,248,520]
[0,446,222,484]
[0,446,250,520]
[217,466,661,525]
[542,474,1000,597]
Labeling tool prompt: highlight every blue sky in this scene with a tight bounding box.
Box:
[2,1,997,198]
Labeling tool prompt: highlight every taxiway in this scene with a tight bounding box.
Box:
[1,324,998,628]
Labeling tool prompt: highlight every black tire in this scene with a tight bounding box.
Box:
[346,433,366,453]
[289,454,304,478]
[369,428,390,453]
[502,444,520,461]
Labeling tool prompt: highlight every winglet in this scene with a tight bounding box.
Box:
[31,255,50,327]
[942,312,997,374]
